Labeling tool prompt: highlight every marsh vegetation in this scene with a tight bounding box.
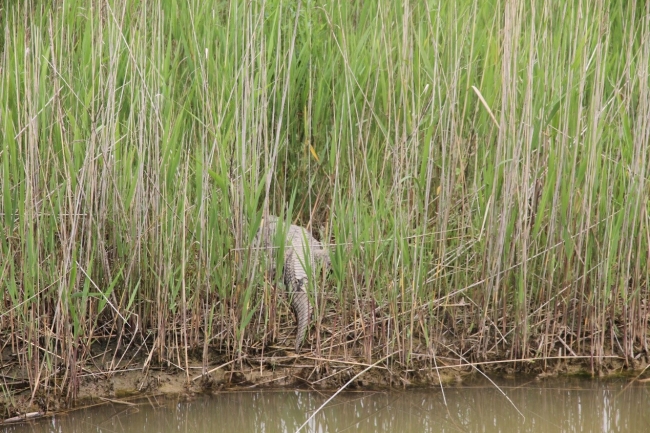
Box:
[1,0,649,415]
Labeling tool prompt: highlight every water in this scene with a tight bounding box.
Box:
[3,377,648,432]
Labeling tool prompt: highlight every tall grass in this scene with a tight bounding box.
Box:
[1,0,648,406]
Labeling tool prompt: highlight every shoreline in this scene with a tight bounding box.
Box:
[3,348,647,424]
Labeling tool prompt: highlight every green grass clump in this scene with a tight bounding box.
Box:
[1,0,648,405]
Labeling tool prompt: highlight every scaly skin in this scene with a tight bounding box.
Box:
[284,250,312,351]
[254,215,330,351]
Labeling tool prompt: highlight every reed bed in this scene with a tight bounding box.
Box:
[1,0,649,409]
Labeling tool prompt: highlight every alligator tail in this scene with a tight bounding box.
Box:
[291,282,312,352]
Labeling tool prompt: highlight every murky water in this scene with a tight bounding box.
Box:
[4,377,648,432]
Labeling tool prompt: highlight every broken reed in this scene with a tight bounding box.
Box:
[1,0,649,402]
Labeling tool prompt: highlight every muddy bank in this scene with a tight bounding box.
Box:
[2,343,647,424]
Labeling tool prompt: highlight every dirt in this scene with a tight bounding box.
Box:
[3,341,647,425]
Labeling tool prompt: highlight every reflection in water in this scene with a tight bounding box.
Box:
[3,377,649,432]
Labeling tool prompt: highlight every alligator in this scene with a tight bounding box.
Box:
[254,215,330,352]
